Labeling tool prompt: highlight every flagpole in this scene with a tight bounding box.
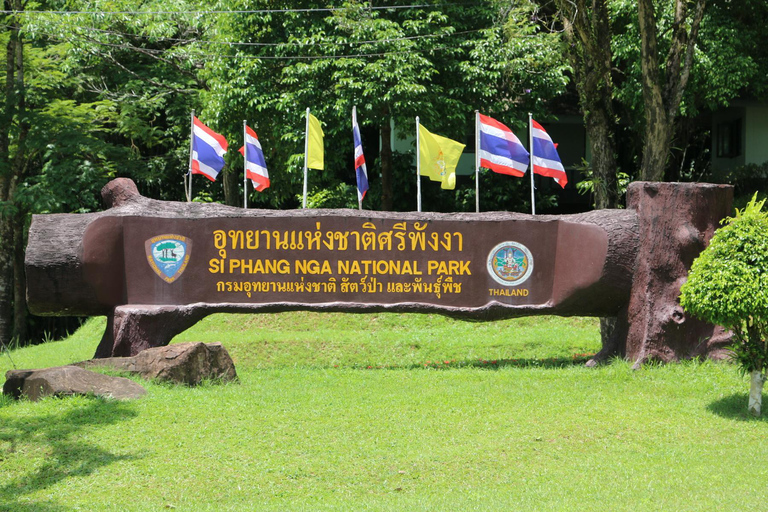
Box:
[303,108,310,209]
[416,116,422,212]
[475,110,480,213]
[187,110,195,202]
[354,106,362,211]
[528,112,535,215]
[243,120,248,209]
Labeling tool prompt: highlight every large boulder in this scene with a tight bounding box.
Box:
[78,342,237,386]
[3,366,146,401]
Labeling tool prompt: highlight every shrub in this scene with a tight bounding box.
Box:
[679,193,768,415]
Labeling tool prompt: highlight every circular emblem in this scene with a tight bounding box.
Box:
[487,241,534,287]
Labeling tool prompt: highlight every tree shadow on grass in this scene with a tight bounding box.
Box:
[379,354,596,370]
[706,393,768,422]
[0,398,142,511]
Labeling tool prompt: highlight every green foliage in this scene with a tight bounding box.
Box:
[690,0,768,111]
[305,182,359,209]
[680,194,768,372]
[575,160,631,208]
[201,0,568,212]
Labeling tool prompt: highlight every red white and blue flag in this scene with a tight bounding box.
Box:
[191,116,228,181]
[478,113,529,177]
[238,125,270,192]
[531,119,567,188]
[352,107,369,202]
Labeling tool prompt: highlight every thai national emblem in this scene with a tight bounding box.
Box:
[432,150,447,179]
[487,241,534,287]
[145,234,192,284]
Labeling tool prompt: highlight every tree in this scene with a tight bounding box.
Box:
[553,0,620,209]
[543,0,716,201]
[636,0,705,181]
[1,0,29,347]
[203,0,568,212]
[680,194,768,416]
[1,0,156,345]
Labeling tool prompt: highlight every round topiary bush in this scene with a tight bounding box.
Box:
[680,194,768,416]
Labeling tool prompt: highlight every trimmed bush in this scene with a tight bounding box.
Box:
[680,193,768,415]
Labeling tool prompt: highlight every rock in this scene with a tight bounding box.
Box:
[3,366,146,401]
[79,342,237,386]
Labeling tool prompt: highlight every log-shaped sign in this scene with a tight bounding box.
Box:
[26,178,732,365]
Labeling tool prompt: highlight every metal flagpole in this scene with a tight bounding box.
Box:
[303,107,310,209]
[528,112,535,215]
[416,116,422,212]
[243,120,248,209]
[475,110,480,213]
[187,110,195,202]
[354,106,362,211]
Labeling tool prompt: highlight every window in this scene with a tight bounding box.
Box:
[717,119,742,158]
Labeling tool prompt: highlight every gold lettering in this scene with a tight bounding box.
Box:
[489,288,529,297]
[295,260,310,274]
[209,259,224,274]
[377,260,391,274]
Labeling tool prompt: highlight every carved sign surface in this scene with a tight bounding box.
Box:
[123,216,559,308]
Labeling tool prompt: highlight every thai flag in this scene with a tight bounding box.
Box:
[478,113,529,177]
[238,125,270,192]
[191,116,228,181]
[352,107,369,202]
[531,119,568,188]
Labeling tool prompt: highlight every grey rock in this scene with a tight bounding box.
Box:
[3,365,146,401]
[78,342,237,386]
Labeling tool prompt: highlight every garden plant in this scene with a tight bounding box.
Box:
[680,194,768,415]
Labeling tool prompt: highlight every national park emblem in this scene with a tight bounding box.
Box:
[487,241,534,287]
[145,234,191,284]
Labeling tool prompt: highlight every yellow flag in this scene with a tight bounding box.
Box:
[307,113,324,170]
[418,124,465,190]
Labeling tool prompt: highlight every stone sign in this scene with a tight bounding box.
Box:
[26,178,732,366]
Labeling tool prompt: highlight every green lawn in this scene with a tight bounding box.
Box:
[1,313,765,511]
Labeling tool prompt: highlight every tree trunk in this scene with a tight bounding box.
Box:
[0,2,21,347]
[556,0,619,209]
[749,371,764,416]
[12,211,27,343]
[640,109,673,182]
[0,217,12,346]
[222,166,239,207]
[585,110,619,209]
[637,0,706,182]
[637,0,664,182]
[380,119,393,211]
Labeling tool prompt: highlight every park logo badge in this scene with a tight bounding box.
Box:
[145,235,192,283]
[487,241,534,287]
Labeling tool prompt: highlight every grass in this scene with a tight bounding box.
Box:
[1,312,766,511]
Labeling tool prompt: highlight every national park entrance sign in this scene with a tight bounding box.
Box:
[26,178,732,365]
